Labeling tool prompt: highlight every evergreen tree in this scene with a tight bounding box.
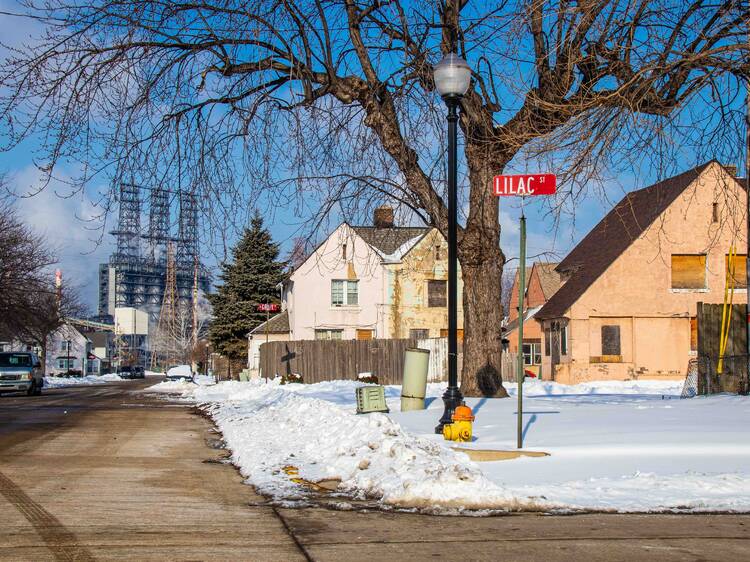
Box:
[208,213,286,362]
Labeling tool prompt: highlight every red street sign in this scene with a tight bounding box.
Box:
[256,303,280,312]
[493,173,556,196]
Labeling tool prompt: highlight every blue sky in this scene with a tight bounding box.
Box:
[0,2,745,311]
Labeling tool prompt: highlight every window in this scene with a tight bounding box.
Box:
[57,358,73,370]
[712,202,719,223]
[410,329,429,340]
[671,254,707,289]
[726,254,747,289]
[427,280,447,307]
[601,325,621,356]
[356,329,374,341]
[435,245,441,261]
[315,329,343,340]
[522,342,542,365]
[331,280,358,306]
[560,325,568,356]
[544,328,551,356]
[342,243,347,260]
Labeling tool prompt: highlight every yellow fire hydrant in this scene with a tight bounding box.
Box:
[442,402,475,442]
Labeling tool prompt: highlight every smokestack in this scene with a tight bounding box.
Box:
[55,269,62,309]
[373,206,394,228]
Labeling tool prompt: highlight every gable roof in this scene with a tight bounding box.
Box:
[352,226,430,259]
[249,310,290,335]
[535,262,563,300]
[536,161,719,320]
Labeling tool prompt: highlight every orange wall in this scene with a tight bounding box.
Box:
[543,163,747,383]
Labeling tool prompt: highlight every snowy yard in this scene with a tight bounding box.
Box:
[146,377,750,514]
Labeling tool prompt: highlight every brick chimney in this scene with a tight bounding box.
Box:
[373,206,394,228]
[724,164,738,177]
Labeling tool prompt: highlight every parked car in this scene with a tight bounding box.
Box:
[119,365,145,379]
[0,352,44,396]
[165,364,193,382]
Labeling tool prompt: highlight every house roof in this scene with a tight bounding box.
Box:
[505,305,543,334]
[536,161,721,320]
[88,332,111,348]
[249,310,290,335]
[535,262,564,300]
[352,226,430,258]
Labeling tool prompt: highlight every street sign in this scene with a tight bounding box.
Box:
[493,173,556,196]
[256,303,280,313]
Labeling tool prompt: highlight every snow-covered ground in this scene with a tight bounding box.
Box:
[44,373,123,388]
[146,377,750,514]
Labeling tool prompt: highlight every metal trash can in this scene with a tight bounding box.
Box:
[401,347,430,411]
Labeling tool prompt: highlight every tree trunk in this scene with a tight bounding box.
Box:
[458,138,508,398]
[459,238,508,398]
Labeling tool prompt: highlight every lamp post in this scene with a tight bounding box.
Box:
[433,53,472,434]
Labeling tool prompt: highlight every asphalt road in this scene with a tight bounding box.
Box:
[0,380,749,561]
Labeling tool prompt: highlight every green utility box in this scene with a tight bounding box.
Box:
[355,385,390,414]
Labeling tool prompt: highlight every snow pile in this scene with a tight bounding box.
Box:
[149,377,750,513]
[44,374,123,388]
[145,373,215,396]
[195,381,523,510]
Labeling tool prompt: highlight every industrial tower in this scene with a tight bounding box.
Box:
[98,183,210,323]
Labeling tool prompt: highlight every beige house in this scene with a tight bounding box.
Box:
[248,208,463,372]
[536,161,747,384]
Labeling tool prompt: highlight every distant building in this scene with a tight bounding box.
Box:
[45,323,95,376]
[536,161,746,384]
[505,262,564,377]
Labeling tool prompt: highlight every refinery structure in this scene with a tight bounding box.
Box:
[98,183,211,338]
[97,183,210,362]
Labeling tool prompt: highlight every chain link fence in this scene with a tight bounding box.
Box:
[683,355,750,396]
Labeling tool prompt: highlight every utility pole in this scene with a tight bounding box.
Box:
[517,213,526,449]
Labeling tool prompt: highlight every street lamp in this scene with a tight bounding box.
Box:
[433,52,472,434]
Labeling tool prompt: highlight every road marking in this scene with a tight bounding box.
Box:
[0,470,95,561]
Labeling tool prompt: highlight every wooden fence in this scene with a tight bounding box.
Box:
[259,339,415,384]
[259,337,518,385]
[697,302,748,394]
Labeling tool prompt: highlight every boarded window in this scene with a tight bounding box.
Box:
[601,325,621,356]
[440,328,464,341]
[410,329,429,340]
[356,329,373,340]
[671,254,706,289]
[427,280,447,307]
[544,328,551,356]
[725,254,747,289]
[690,317,698,352]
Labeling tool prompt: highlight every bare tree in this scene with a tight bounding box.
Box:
[0,1,747,395]
[0,191,56,334]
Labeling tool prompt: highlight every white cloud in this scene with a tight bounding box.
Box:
[9,165,113,312]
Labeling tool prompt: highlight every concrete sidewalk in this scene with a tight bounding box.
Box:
[0,380,748,561]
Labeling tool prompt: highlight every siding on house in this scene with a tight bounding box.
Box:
[536,161,748,384]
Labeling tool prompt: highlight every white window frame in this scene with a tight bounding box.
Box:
[315,329,343,340]
[331,279,359,306]
[522,342,542,365]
